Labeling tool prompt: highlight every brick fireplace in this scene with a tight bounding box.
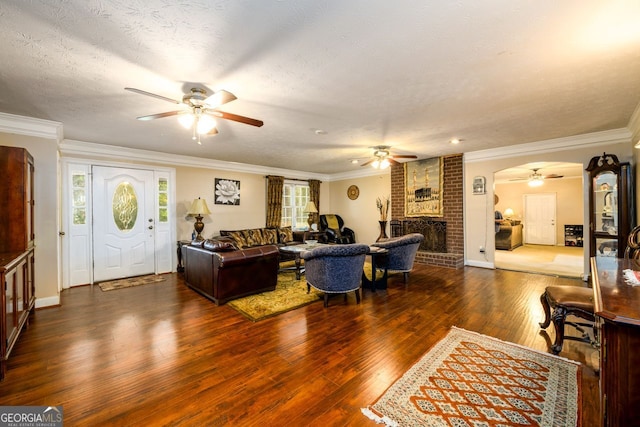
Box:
[390,154,464,268]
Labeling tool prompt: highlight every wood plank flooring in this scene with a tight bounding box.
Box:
[0,265,599,426]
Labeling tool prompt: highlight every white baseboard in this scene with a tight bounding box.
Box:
[36,295,60,308]
[466,260,494,269]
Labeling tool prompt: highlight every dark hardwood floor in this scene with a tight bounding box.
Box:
[0,265,599,426]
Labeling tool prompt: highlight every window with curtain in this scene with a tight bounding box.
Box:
[281,181,310,229]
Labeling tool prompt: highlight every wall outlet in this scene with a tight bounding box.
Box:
[479,246,485,253]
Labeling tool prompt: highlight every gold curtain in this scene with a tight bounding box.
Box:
[309,179,321,225]
[266,175,284,227]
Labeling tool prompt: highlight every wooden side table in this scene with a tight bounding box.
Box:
[362,246,388,291]
[176,240,191,272]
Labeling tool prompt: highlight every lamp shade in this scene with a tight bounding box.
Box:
[189,197,211,215]
[304,201,318,213]
[504,208,514,217]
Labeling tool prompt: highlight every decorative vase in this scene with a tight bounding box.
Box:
[377,220,388,242]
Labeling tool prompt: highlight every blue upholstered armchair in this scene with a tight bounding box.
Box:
[300,243,369,307]
[371,233,424,283]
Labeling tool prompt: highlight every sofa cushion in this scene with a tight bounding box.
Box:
[203,239,238,252]
[262,228,279,245]
[225,230,248,249]
[243,229,264,247]
[278,226,294,244]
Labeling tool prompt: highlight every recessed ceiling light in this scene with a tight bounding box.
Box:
[351,159,359,164]
[449,138,463,144]
[314,129,327,135]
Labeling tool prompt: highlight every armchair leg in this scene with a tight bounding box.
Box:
[355,289,361,304]
[323,294,329,307]
[403,272,409,283]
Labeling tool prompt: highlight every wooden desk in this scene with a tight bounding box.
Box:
[590,256,640,426]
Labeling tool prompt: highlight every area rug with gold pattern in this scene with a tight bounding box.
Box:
[98,274,166,291]
[362,327,581,426]
[227,269,322,321]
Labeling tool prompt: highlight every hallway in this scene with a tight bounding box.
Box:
[495,244,585,279]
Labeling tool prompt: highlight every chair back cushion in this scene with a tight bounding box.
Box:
[372,233,424,271]
[301,243,369,293]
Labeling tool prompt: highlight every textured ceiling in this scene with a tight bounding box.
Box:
[1,1,639,175]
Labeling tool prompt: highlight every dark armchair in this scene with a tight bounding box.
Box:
[371,233,424,283]
[319,214,356,244]
[300,243,369,307]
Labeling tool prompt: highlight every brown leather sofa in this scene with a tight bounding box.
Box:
[181,238,280,305]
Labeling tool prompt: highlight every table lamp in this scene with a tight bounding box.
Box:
[189,197,211,240]
[304,201,318,231]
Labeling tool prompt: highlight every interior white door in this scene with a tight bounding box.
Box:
[524,193,557,245]
[93,166,155,282]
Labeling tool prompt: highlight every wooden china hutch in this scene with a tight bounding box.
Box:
[0,146,36,380]
[586,152,632,259]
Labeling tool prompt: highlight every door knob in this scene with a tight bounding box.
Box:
[148,226,154,230]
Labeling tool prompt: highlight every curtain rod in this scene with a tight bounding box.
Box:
[265,175,322,183]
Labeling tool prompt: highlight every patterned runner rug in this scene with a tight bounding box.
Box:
[98,274,165,291]
[362,327,581,426]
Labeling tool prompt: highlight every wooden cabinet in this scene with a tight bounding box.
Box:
[1,248,35,380]
[0,146,36,380]
[0,146,35,252]
[591,257,640,426]
[586,153,632,258]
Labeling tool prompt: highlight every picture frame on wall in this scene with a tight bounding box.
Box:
[472,176,486,195]
[214,178,241,205]
[404,157,444,217]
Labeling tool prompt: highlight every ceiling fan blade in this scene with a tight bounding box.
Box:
[390,155,418,159]
[544,174,564,179]
[208,110,264,127]
[388,158,400,165]
[125,87,180,104]
[360,159,375,167]
[136,111,182,121]
[204,90,237,108]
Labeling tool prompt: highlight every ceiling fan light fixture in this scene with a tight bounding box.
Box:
[178,112,195,129]
[196,115,217,134]
[372,159,380,169]
[528,175,544,187]
[380,158,390,169]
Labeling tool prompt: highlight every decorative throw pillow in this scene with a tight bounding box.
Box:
[243,229,263,247]
[278,226,294,243]
[262,228,278,245]
[226,231,248,249]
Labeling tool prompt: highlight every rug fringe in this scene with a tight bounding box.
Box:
[450,325,582,366]
[361,407,398,427]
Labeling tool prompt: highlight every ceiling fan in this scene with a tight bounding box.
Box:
[360,145,417,169]
[125,86,264,144]
[509,168,564,187]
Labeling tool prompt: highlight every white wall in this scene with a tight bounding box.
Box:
[328,173,391,244]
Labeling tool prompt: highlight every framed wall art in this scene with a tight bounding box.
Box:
[214,178,241,205]
[404,157,443,217]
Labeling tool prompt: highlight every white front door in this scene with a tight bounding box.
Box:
[92,166,155,282]
[524,193,557,245]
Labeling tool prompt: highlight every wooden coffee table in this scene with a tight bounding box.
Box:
[279,243,325,280]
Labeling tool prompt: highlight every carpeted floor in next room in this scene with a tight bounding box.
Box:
[495,244,585,278]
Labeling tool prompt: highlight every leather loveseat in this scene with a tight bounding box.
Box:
[219,226,305,261]
[181,238,280,305]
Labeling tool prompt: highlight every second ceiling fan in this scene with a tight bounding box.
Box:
[125,86,264,144]
[361,145,417,169]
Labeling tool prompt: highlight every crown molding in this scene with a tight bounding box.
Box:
[0,112,63,140]
[465,128,632,163]
[59,139,332,181]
